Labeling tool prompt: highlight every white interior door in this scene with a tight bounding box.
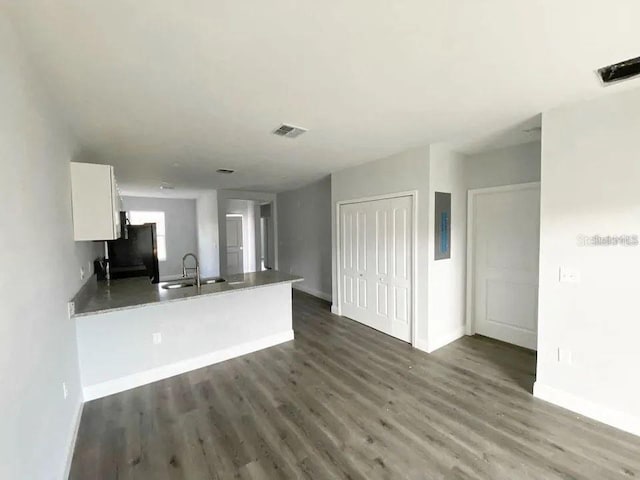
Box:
[226,216,244,275]
[340,195,412,343]
[471,184,540,350]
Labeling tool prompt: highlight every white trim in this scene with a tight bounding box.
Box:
[82,330,294,401]
[335,190,419,346]
[413,339,429,353]
[465,182,541,337]
[534,382,640,437]
[63,400,84,480]
[426,326,466,353]
[293,284,332,302]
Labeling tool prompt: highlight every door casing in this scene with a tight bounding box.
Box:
[226,215,244,275]
[465,182,541,341]
[336,190,418,347]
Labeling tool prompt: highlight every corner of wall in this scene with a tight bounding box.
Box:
[533,381,640,438]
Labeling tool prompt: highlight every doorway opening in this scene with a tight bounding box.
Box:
[224,200,275,274]
[465,182,541,350]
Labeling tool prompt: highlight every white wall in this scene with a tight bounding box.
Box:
[426,145,467,352]
[278,176,332,301]
[122,196,197,279]
[0,17,101,479]
[77,283,294,400]
[195,190,220,277]
[332,147,430,346]
[465,141,541,189]
[535,88,640,436]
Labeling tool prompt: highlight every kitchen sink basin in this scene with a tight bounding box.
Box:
[162,281,195,290]
[161,277,226,290]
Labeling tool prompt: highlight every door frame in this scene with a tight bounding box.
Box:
[465,182,541,336]
[336,190,418,346]
[226,213,244,274]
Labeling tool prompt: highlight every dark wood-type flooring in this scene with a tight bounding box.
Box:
[70,290,640,479]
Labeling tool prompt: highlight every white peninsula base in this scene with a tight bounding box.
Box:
[76,281,294,400]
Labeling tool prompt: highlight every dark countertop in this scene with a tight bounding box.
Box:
[71,270,303,318]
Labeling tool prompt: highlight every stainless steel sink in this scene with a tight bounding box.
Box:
[161,277,225,290]
[162,281,195,290]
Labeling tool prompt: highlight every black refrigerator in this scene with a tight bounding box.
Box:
[107,221,160,283]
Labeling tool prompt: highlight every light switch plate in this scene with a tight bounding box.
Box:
[559,267,580,283]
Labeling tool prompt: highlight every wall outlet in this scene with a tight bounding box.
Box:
[62,382,68,400]
[557,348,573,365]
[152,332,162,345]
[559,267,580,283]
[80,267,85,281]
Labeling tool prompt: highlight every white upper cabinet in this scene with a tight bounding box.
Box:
[70,162,122,241]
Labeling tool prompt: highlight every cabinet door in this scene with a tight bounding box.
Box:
[70,162,120,241]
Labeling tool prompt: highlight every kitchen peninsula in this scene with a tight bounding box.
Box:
[72,270,302,400]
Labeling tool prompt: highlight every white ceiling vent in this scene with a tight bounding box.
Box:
[273,124,307,138]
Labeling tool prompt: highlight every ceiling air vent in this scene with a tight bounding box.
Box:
[272,123,307,138]
[216,168,235,174]
[598,56,640,85]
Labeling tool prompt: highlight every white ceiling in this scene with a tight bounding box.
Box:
[7,1,640,194]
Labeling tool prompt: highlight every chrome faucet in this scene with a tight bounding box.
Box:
[182,253,201,288]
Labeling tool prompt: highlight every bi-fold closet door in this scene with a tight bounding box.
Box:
[340,195,412,343]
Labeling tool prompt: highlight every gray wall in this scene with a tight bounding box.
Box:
[427,145,467,352]
[465,141,541,189]
[122,196,198,279]
[0,17,101,479]
[332,147,431,346]
[277,176,332,300]
[535,88,640,435]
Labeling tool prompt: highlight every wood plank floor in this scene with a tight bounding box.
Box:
[70,291,640,479]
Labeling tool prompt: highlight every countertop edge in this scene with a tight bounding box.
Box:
[72,277,303,319]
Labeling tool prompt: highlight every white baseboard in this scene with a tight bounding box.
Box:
[413,339,429,353]
[83,330,294,401]
[292,284,332,302]
[534,382,640,437]
[424,327,465,353]
[330,304,340,315]
[63,399,84,479]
